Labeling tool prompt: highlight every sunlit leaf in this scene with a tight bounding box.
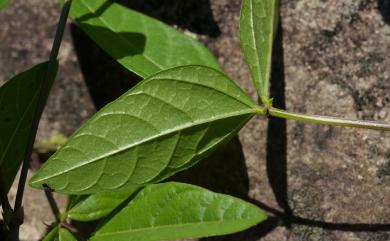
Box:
[90,182,266,241]
[29,66,259,194]
[68,0,220,78]
[0,62,58,192]
[240,0,279,104]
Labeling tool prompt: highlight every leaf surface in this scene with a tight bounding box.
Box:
[90,182,266,241]
[68,0,220,77]
[0,0,11,10]
[42,227,78,241]
[68,187,139,221]
[240,0,279,103]
[0,62,58,192]
[30,66,259,194]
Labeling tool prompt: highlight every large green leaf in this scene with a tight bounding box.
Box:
[68,187,139,221]
[90,182,266,241]
[0,62,58,192]
[240,0,279,104]
[42,227,78,241]
[68,0,220,78]
[0,0,11,10]
[30,66,260,194]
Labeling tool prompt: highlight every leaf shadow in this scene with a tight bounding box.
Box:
[115,0,221,37]
[70,24,142,109]
[378,0,390,25]
[266,19,293,227]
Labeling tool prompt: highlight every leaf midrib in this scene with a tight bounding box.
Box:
[94,218,258,238]
[31,108,256,184]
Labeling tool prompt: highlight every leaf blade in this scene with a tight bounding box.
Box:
[0,0,11,10]
[42,227,78,241]
[90,182,266,241]
[69,0,220,77]
[59,228,78,241]
[240,0,279,102]
[68,187,139,221]
[29,66,258,194]
[0,62,58,192]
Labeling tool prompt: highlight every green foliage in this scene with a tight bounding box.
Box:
[42,227,78,241]
[0,0,11,10]
[1,0,388,240]
[29,66,260,194]
[68,0,220,78]
[0,62,58,192]
[90,182,266,241]
[240,0,279,104]
[68,187,139,221]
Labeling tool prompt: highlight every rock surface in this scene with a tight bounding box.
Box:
[1,0,389,240]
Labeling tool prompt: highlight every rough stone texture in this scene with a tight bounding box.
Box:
[1,0,390,240]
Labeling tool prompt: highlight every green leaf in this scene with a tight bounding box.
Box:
[240,0,279,104]
[66,195,87,211]
[90,182,266,241]
[59,228,78,241]
[68,186,139,221]
[42,227,59,241]
[42,227,78,241]
[0,0,11,10]
[0,62,58,192]
[68,0,220,78]
[29,66,260,194]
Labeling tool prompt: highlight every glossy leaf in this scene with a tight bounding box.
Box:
[30,66,260,194]
[68,187,139,221]
[0,0,11,10]
[68,0,220,78]
[240,0,279,103]
[42,227,78,241]
[90,182,266,241]
[0,62,58,192]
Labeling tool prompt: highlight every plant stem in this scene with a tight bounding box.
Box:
[0,175,11,211]
[10,1,72,239]
[44,187,61,223]
[268,107,390,131]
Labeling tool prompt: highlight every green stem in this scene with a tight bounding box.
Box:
[10,1,73,240]
[268,107,390,131]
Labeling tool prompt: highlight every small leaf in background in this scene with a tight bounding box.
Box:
[68,0,220,78]
[0,62,58,192]
[90,182,266,241]
[42,227,78,241]
[34,134,68,154]
[68,187,139,221]
[29,66,259,194]
[240,0,279,104]
[0,0,11,10]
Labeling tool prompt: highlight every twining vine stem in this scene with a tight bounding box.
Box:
[10,1,73,240]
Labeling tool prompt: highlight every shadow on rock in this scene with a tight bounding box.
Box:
[116,0,221,37]
[71,24,141,109]
[378,0,390,25]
